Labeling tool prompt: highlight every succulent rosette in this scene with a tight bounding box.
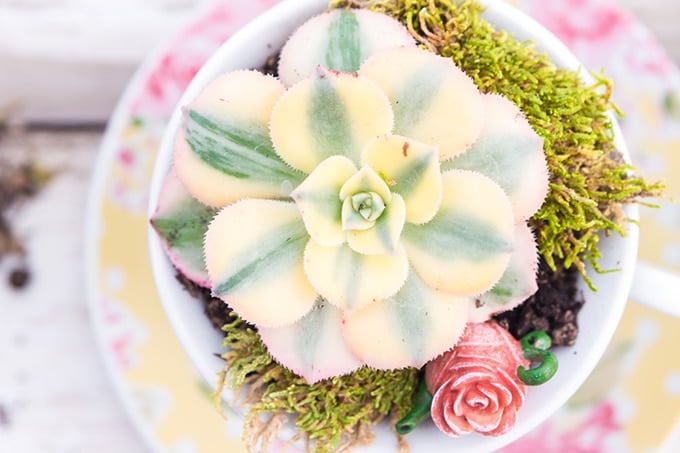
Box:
[425,322,529,437]
[155,9,549,384]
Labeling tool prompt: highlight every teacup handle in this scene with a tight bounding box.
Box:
[631,261,680,318]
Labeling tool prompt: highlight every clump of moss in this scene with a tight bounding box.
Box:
[331,0,663,285]
[216,318,418,453]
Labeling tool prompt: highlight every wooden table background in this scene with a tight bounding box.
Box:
[0,1,678,452]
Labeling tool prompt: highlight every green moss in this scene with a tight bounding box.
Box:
[330,0,663,286]
[216,318,418,452]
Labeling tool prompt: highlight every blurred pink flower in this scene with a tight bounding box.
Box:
[500,401,621,452]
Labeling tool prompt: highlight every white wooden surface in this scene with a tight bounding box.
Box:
[0,130,146,453]
[0,1,678,453]
[0,0,679,123]
[0,0,211,123]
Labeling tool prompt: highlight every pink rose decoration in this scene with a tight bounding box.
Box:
[425,322,529,437]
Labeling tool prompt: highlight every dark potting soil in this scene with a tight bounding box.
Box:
[175,272,238,329]
[494,260,585,346]
[176,257,585,348]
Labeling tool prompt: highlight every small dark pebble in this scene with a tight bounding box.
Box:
[1,160,49,290]
[262,54,280,77]
[9,268,30,289]
[494,260,585,346]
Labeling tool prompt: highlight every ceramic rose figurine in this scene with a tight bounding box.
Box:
[425,322,530,437]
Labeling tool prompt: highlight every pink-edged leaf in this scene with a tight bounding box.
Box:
[258,299,364,384]
[444,94,548,221]
[278,9,415,86]
[402,170,514,297]
[359,46,484,160]
[342,267,468,370]
[204,199,316,328]
[150,167,217,287]
[175,70,303,207]
[468,222,540,322]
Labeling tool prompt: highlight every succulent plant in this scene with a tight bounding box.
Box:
[156,8,549,384]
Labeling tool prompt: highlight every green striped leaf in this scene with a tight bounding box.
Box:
[324,10,362,73]
[402,170,514,296]
[278,9,415,86]
[361,135,442,224]
[360,47,484,160]
[204,199,317,327]
[342,267,468,369]
[443,94,548,221]
[270,69,393,173]
[150,167,217,287]
[258,299,364,383]
[469,222,540,322]
[174,70,303,207]
[304,241,409,313]
[404,210,511,260]
[185,109,303,184]
[307,75,355,161]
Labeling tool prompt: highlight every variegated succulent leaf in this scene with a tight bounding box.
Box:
[175,70,304,208]
[402,170,515,297]
[360,47,484,160]
[258,298,364,384]
[204,199,317,328]
[150,167,217,287]
[468,222,540,322]
[278,9,416,86]
[304,241,409,313]
[442,94,549,222]
[270,67,394,172]
[342,267,469,370]
[361,135,442,225]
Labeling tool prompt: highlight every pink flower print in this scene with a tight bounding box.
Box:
[110,335,136,369]
[100,295,147,372]
[500,401,622,453]
[525,0,631,49]
[133,51,206,117]
[131,0,284,117]
[117,148,135,167]
[622,29,674,78]
[523,0,672,81]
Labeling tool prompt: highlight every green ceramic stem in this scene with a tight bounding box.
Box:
[395,376,433,435]
[517,330,558,385]
[520,330,552,350]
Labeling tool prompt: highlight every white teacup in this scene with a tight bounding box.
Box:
[147,0,680,451]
